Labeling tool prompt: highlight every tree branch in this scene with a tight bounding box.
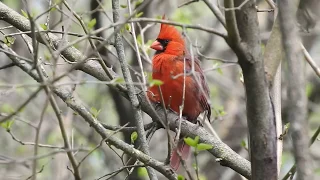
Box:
[225,0,277,179]
[111,0,158,179]
[278,0,314,179]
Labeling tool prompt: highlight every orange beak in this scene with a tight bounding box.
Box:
[150,40,163,51]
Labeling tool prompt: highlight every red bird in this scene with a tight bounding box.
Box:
[148,21,211,170]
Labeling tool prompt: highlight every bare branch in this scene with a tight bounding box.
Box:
[111,0,158,179]
[203,0,226,27]
[225,0,277,179]
[278,0,314,179]
[301,43,320,78]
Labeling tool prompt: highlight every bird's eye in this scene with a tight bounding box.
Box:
[164,40,169,44]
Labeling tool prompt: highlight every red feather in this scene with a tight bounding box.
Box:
[148,22,211,170]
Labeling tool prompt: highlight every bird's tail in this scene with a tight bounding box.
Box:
[170,141,191,171]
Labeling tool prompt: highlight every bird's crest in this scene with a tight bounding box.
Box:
[157,15,185,46]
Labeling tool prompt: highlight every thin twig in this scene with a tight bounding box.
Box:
[300,43,320,78]
[31,96,49,180]
[0,87,42,123]
[126,0,147,91]
[282,124,320,180]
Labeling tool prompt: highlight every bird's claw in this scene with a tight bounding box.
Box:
[196,119,204,127]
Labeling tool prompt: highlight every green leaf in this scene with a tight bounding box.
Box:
[149,79,163,87]
[184,137,197,147]
[131,131,138,144]
[0,120,14,130]
[21,9,28,18]
[44,51,51,61]
[217,68,223,75]
[196,143,213,151]
[135,12,144,18]
[3,36,16,46]
[137,167,148,177]
[240,140,246,148]
[113,77,125,84]
[120,4,127,8]
[306,83,314,97]
[90,107,101,118]
[40,24,48,30]
[194,135,200,145]
[177,174,185,180]
[156,15,162,19]
[135,0,144,6]
[87,18,96,30]
[216,106,226,116]
[50,7,56,12]
[125,23,131,31]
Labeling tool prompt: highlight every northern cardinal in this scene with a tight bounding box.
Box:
[148,20,211,170]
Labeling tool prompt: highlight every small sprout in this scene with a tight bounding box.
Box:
[240,139,247,148]
[177,175,185,180]
[50,7,56,12]
[120,4,127,8]
[135,12,144,18]
[184,136,199,147]
[240,139,249,151]
[87,18,96,30]
[136,35,142,46]
[217,67,223,75]
[90,107,101,118]
[137,167,148,177]
[194,135,200,144]
[196,143,213,151]
[149,79,163,87]
[40,24,48,30]
[125,23,131,32]
[113,77,125,84]
[131,131,138,144]
[3,36,16,47]
[135,0,144,6]
[21,9,28,18]
[0,120,14,131]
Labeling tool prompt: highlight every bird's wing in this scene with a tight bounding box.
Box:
[182,55,212,120]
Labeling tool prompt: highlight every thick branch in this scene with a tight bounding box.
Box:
[225,0,277,179]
